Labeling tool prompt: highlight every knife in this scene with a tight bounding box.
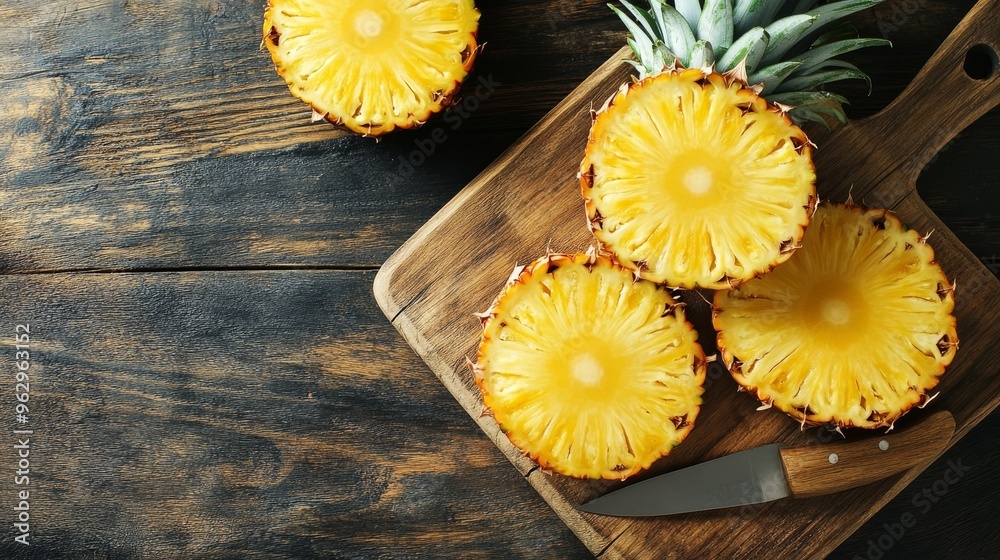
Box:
[578,410,955,517]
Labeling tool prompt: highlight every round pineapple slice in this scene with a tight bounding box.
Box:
[581,68,816,290]
[473,251,706,480]
[714,202,958,429]
[263,0,480,136]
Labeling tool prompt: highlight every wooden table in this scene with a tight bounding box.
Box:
[1,0,997,557]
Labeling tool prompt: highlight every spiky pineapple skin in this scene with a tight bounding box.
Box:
[581,68,816,290]
[472,251,707,480]
[714,202,958,430]
[262,0,480,136]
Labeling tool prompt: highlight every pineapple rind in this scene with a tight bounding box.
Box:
[263,0,480,136]
[581,68,816,290]
[473,252,707,480]
[714,202,958,429]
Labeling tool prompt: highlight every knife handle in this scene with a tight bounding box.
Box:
[778,411,955,499]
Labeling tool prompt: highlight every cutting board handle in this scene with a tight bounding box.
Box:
[856,0,1000,182]
[779,411,955,499]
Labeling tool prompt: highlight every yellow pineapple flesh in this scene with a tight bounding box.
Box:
[714,203,958,429]
[473,251,706,480]
[581,68,816,290]
[263,0,480,136]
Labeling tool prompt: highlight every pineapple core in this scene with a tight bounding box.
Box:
[819,299,851,326]
[803,280,868,335]
[570,354,605,386]
[682,166,714,196]
[668,150,733,205]
[354,11,385,39]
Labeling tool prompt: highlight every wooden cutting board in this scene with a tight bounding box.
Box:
[374,2,1000,558]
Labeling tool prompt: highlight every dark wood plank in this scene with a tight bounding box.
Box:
[0,270,590,559]
[0,0,623,272]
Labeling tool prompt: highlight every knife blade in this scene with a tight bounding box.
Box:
[578,410,955,517]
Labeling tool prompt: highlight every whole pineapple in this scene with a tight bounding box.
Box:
[473,251,706,480]
[263,0,480,136]
[714,202,958,429]
[581,0,889,289]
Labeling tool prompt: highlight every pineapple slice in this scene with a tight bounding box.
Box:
[714,203,958,429]
[581,68,816,289]
[473,251,706,480]
[580,0,891,288]
[263,0,480,136]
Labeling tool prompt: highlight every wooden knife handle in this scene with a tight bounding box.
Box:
[856,0,1000,180]
[778,411,955,499]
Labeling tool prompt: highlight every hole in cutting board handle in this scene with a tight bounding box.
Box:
[964,44,999,80]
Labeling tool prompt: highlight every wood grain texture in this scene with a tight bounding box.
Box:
[0,0,621,272]
[0,271,588,559]
[780,412,955,499]
[374,2,1000,559]
[0,0,996,558]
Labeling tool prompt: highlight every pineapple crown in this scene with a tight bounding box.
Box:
[612,0,891,126]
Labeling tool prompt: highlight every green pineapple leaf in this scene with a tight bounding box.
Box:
[809,101,851,124]
[758,0,786,26]
[698,0,735,51]
[760,14,819,66]
[787,95,851,127]
[619,0,658,41]
[614,4,658,74]
[675,0,703,30]
[622,58,647,73]
[734,0,784,34]
[652,1,696,65]
[718,26,769,73]
[812,23,861,47]
[777,0,820,20]
[652,40,681,71]
[787,106,836,129]
[769,90,850,107]
[804,0,885,31]
[806,59,864,73]
[780,68,872,94]
[749,60,803,95]
[786,37,891,75]
[689,39,716,68]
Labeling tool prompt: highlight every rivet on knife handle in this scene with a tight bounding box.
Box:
[778,411,955,499]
